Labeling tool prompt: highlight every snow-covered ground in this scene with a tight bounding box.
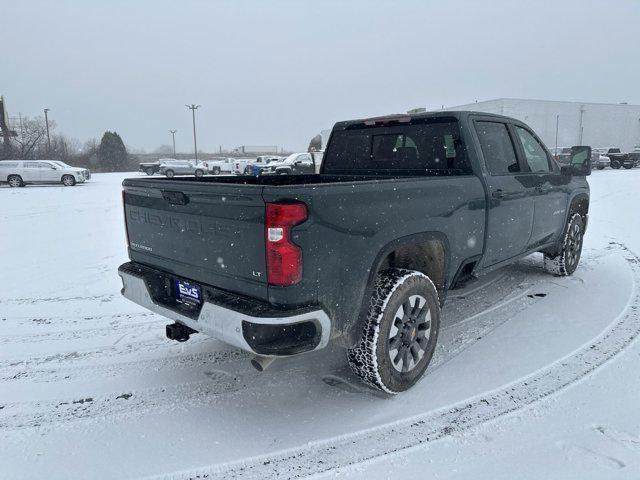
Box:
[1,170,639,479]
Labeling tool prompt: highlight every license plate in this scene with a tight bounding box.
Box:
[174,279,202,305]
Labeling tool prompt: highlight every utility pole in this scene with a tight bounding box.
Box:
[44,108,51,154]
[169,129,177,158]
[185,104,200,163]
[554,114,559,156]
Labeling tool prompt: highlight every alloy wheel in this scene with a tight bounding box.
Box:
[388,294,431,373]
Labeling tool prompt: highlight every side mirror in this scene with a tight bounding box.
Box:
[562,146,592,176]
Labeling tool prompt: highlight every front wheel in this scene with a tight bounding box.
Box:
[623,163,633,169]
[543,213,584,276]
[62,175,76,186]
[211,167,221,175]
[347,269,440,394]
[195,169,205,178]
[596,166,605,170]
[145,167,155,175]
[611,160,621,169]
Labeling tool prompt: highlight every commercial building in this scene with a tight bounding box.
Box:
[439,98,640,153]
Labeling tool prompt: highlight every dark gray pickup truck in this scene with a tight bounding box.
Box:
[119,111,591,393]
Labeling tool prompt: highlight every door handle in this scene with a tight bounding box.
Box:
[491,189,505,199]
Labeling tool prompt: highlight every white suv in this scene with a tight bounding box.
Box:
[0,160,89,187]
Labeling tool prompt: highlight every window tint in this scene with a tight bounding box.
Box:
[514,126,551,173]
[24,162,40,168]
[323,119,470,175]
[0,162,19,168]
[475,122,520,175]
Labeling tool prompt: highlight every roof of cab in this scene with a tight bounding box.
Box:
[332,110,516,130]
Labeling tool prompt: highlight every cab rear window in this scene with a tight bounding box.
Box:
[323,118,470,175]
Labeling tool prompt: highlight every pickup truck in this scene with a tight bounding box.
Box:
[119,111,591,393]
[606,148,636,169]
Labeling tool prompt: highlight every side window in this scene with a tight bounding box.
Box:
[298,154,313,164]
[24,162,40,168]
[514,126,551,173]
[475,121,520,175]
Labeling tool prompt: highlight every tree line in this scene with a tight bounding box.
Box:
[1,115,136,172]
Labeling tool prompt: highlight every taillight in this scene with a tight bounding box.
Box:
[122,190,130,247]
[265,202,307,286]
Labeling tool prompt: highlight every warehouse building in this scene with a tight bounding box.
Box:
[438,98,640,153]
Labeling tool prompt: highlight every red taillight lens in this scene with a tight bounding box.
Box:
[265,202,307,286]
[122,190,130,247]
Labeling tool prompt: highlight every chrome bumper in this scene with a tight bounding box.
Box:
[118,269,331,356]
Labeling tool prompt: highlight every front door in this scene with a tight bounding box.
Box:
[473,120,535,267]
[38,161,60,182]
[512,125,568,248]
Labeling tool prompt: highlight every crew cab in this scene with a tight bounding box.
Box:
[119,111,591,393]
[1,160,89,187]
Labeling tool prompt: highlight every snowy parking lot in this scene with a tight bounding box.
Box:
[1,170,639,479]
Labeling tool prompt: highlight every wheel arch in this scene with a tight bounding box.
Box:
[347,231,450,347]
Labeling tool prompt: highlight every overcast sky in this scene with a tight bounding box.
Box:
[4,0,640,152]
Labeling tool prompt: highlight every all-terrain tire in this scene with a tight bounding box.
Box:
[8,175,24,187]
[543,213,584,276]
[347,268,440,394]
[611,161,621,169]
[623,164,633,169]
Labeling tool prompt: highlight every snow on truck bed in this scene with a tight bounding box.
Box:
[1,171,639,479]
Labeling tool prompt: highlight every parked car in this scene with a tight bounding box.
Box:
[119,111,591,393]
[605,148,636,169]
[139,161,161,175]
[0,160,88,186]
[158,160,207,178]
[204,158,234,175]
[590,150,610,170]
[259,152,315,175]
[243,155,282,175]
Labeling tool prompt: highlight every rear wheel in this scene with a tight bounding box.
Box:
[62,175,76,186]
[8,175,24,187]
[211,167,221,175]
[623,163,633,169]
[596,166,604,170]
[543,213,584,276]
[145,167,155,175]
[347,269,440,394]
[611,160,621,169]
[165,170,175,178]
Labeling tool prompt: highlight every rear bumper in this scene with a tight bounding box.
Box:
[118,262,331,357]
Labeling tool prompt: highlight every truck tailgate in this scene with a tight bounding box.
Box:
[122,178,268,300]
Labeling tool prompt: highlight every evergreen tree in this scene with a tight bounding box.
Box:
[97,131,129,171]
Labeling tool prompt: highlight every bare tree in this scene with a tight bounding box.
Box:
[10,116,52,159]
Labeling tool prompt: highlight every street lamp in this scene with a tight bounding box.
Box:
[185,104,200,163]
[169,129,177,158]
[43,108,51,154]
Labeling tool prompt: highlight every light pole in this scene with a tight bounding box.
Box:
[43,108,51,154]
[169,129,177,158]
[185,104,200,163]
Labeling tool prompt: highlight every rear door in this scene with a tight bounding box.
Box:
[123,179,268,300]
[472,119,534,266]
[22,162,43,182]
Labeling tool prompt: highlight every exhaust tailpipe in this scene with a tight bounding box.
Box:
[251,355,275,372]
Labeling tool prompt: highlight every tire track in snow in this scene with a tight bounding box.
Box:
[144,245,640,480]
